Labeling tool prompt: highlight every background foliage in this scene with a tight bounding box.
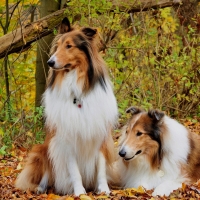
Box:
[0,0,200,153]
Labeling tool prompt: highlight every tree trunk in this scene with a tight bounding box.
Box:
[35,0,64,107]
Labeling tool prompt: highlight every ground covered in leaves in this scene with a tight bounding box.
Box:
[1,118,200,200]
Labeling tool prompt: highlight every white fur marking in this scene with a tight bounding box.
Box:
[152,180,182,196]
[36,171,49,194]
[157,170,164,178]
[67,154,86,196]
[97,152,110,194]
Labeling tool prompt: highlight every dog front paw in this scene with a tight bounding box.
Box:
[74,186,86,196]
[35,186,46,194]
[98,184,110,195]
[152,181,182,197]
[152,187,170,197]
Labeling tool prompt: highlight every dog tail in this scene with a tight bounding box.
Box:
[15,144,50,192]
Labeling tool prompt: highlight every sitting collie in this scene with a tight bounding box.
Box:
[15,17,118,195]
[118,106,200,196]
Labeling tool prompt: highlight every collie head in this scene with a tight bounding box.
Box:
[47,17,107,92]
[119,107,166,170]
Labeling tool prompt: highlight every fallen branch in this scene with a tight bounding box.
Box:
[0,0,182,59]
[0,8,67,59]
[111,0,181,12]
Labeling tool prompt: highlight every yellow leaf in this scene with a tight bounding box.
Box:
[124,186,145,197]
[47,193,61,200]
[18,156,24,161]
[182,182,187,192]
[65,197,74,200]
[111,190,126,195]
[124,188,136,197]
[136,185,145,193]
[10,151,16,157]
[27,131,33,137]
[16,163,23,170]
[95,195,108,199]
[80,194,92,200]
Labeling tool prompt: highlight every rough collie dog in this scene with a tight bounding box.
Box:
[118,107,200,196]
[15,17,118,196]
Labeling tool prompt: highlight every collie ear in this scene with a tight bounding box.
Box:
[148,109,164,121]
[126,106,142,115]
[59,17,71,34]
[82,28,97,39]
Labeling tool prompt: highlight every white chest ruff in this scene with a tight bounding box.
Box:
[43,71,118,141]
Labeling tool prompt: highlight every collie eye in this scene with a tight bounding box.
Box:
[66,44,72,49]
[136,131,142,136]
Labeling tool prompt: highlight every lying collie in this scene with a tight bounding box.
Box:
[118,106,200,196]
[15,17,118,195]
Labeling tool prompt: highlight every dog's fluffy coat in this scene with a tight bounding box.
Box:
[15,18,118,195]
[118,107,200,196]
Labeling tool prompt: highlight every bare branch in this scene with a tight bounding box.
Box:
[110,0,182,12]
[7,1,21,30]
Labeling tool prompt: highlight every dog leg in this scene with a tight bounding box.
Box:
[97,152,110,194]
[67,156,86,196]
[152,180,182,196]
[35,171,49,194]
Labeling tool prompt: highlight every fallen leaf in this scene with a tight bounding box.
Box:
[16,163,23,170]
[80,194,93,200]
[182,182,187,192]
[65,197,75,200]
[47,193,61,200]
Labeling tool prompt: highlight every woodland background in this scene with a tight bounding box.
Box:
[0,0,200,199]
[1,0,200,151]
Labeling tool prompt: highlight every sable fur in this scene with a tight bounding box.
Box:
[15,17,118,195]
[118,107,200,196]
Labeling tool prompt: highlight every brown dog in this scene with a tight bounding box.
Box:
[15,17,118,196]
[117,107,200,196]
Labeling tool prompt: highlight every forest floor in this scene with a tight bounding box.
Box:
[1,117,200,200]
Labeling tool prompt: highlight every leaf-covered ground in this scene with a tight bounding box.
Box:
[1,118,200,200]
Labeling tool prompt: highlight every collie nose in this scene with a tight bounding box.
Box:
[119,149,126,157]
[47,59,55,67]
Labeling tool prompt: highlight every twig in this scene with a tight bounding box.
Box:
[129,13,137,35]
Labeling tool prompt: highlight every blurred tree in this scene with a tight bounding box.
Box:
[1,0,21,119]
[35,0,66,107]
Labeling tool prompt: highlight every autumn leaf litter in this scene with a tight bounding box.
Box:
[1,118,200,200]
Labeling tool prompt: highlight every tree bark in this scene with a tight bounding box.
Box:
[35,0,63,107]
